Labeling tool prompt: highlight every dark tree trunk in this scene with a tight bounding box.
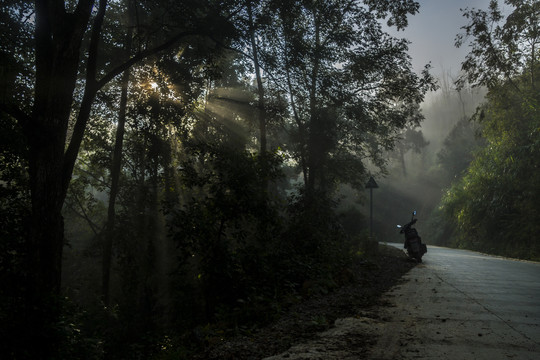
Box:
[26,159,65,357]
[306,10,321,200]
[399,146,407,177]
[247,2,267,154]
[247,1,268,195]
[283,51,308,186]
[26,1,96,357]
[11,1,201,356]
[102,0,134,305]
[101,68,129,305]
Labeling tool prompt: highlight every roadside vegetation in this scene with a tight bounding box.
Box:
[1,1,433,358]
[367,1,540,263]
[3,1,538,358]
[428,0,540,261]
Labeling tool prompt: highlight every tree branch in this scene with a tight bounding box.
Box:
[208,35,288,93]
[74,164,110,189]
[63,0,108,196]
[65,195,102,236]
[96,30,196,91]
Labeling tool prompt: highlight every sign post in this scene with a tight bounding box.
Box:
[365,176,379,239]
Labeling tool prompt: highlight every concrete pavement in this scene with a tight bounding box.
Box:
[370,244,540,359]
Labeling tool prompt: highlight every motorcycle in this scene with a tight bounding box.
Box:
[397,211,427,262]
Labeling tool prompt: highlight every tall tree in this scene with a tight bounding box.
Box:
[246,0,270,196]
[437,0,540,259]
[102,0,134,306]
[258,0,435,199]
[246,0,268,156]
[393,122,429,177]
[0,0,235,356]
[456,0,540,92]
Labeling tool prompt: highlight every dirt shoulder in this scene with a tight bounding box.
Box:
[195,244,415,359]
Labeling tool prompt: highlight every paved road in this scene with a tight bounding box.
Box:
[371,244,540,359]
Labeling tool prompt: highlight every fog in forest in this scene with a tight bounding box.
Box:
[3,1,540,358]
[344,74,486,244]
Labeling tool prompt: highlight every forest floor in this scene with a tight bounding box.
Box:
[193,243,416,359]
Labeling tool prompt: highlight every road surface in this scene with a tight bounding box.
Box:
[264,244,540,359]
[371,244,540,359]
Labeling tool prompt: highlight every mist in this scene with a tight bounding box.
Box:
[353,72,487,244]
[5,1,527,358]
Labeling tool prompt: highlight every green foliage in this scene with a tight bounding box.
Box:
[1,0,435,358]
[456,0,540,89]
[246,0,436,197]
[168,140,285,318]
[429,1,540,260]
[436,118,484,184]
[439,74,540,259]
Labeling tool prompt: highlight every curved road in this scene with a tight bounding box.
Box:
[263,244,540,359]
[372,244,540,359]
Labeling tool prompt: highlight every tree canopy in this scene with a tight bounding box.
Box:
[434,0,540,260]
[0,0,434,358]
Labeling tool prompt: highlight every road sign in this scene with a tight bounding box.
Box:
[365,176,378,189]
